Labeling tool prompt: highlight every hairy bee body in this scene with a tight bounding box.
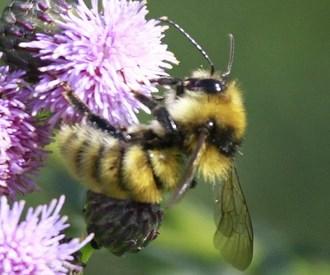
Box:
[58,70,246,204]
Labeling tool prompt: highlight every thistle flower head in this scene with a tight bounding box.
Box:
[0,66,49,198]
[21,0,178,126]
[84,191,163,255]
[0,195,93,274]
[0,0,75,78]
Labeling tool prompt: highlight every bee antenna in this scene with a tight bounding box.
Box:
[221,33,235,78]
[159,16,215,75]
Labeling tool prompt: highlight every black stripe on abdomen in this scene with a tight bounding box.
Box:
[146,150,164,190]
[74,140,91,177]
[117,146,130,192]
[91,144,106,183]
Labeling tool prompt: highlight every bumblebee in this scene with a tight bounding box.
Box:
[58,18,253,270]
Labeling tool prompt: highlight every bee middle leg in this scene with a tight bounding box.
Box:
[133,91,180,137]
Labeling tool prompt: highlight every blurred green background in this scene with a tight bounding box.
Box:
[1,0,330,274]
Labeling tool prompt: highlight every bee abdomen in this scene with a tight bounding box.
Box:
[58,124,128,199]
[58,125,183,204]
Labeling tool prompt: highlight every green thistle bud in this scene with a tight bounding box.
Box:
[84,191,163,256]
[0,0,76,78]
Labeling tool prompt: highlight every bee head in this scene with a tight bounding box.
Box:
[179,29,234,95]
[159,17,235,95]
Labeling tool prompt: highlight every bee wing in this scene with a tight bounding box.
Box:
[213,167,253,270]
[165,131,208,207]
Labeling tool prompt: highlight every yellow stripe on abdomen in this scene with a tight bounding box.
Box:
[148,148,183,191]
[98,144,129,200]
[123,145,162,203]
[58,124,129,199]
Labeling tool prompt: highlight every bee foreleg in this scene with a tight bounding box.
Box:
[61,82,91,115]
[61,82,125,139]
[150,77,185,96]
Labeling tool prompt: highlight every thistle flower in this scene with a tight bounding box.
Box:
[0,195,94,274]
[0,66,49,198]
[0,0,76,78]
[84,190,163,255]
[20,0,178,127]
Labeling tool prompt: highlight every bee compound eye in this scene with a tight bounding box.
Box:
[213,81,224,92]
[186,78,226,94]
[204,79,226,93]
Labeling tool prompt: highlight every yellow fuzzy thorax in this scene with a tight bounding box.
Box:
[168,81,246,140]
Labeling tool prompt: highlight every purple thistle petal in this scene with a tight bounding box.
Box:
[21,0,178,127]
[0,195,94,274]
